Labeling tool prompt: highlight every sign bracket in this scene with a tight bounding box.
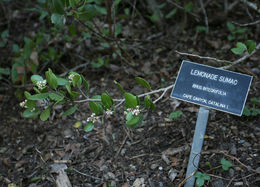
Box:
[184,106,210,187]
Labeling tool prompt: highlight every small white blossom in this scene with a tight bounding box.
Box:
[19,100,27,108]
[68,74,74,83]
[36,80,47,89]
[125,106,141,116]
[105,109,113,115]
[87,113,99,123]
[30,108,36,112]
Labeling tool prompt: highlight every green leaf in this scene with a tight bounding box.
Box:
[12,44,20,52]
[166,8,177,19]
[95,5,107,15]
[135,77,151,91]
[89,101,103,115]
[246,40,256,54]
[30,176,41,182]
[114,80,125,94]
[69,0,76,8]
[235,28,247,34]
[69,72,82,87]
[237,42,247,51]
[221,158,232,171]
[196,177,205,187]
[144,95,155,110]
[49,93,64,101]
[115,23,122,36]
[78,4,98,21]
[196,25,207,32]
[184,2,193,12]
[25,100,36,110]
[124,8,130,15]
[84,122,94,132]
[126,114,143,128]
[0,68,10,75]
[23,37,33,58]
[231,43,247,55]
[31,75,44,85]
[227,22,235,32]
[68,24,77,36]
[1,29,8,39]
[57,77,69,85]
[169,110,183,119]
[62,105,78,117]
[70,91,81,99]
[195,172,210,187]
[46,68,58,89]
[52,0,65,14]
[51,13,64,26]
[65,84,72,94]
[81,75,89,95]
[205,161,211,167]
[40,107,50,121]
[124,93,137,108]
[228,34,235,41]
[74,121,82,128]
[126,111,133,121]
[65,85,80,100]
[243,107,251,116]
[157,3,166,9]
[101,93,113,110]
[25,93,49,100]
[251,108,260,116]
[250,97,259,105]
[23,108,40,118]
[150,13,159,22]
[24,91,31,99]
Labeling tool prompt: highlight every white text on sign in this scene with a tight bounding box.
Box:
[190,69,238,85]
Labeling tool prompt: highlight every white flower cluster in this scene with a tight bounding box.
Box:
[105,109,113,116]
[36,80,47,90]
[87,113,100,123]
[20,100,27,108]
[124,106,141,116]
[68,74,74,83]
[20,99,35,112]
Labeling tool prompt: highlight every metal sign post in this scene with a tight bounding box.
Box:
[184,106,210,187]
[170,60,253,187]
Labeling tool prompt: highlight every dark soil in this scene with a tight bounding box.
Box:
[0,1,260,187]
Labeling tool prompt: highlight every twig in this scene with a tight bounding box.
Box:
[115,135,128,158]
[176,42,260,70]
[221,151,260,174]
[240,0,260,14]
[72,168,103,181]
[153,84,173,103]
[227,176,236,187]
[228,0,240,11]
[199,0,209,33]
[232,20,260,26]
[106,0,113,37]
[75,98,122,103]
[178,171,196,187]
[130,153,160,160]
[162,145,189,156]
[75,84,174,105]
[175,50,233,64]
[59,62,89,77]
[207,173,231,180]
[222,42,260,69]
[166,0,200,19]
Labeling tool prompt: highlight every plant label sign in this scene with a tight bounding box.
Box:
[171,60,252,116]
